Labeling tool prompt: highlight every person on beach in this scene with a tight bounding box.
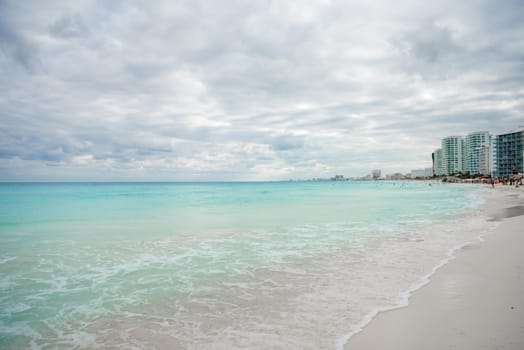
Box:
[490,177,495,188]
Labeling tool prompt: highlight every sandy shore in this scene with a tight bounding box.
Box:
[345,186,524,350]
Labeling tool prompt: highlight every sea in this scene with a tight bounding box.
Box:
[0,181,497,349]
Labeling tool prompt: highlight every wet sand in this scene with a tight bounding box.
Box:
[345,186,524,350]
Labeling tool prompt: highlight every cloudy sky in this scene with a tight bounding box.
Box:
[1,0,523,181]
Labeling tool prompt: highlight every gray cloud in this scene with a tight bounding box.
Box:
[391,20,461,79]
[0,2,41,72]
[0,0,523,181]
[394,21,459,64]
[49,15,90,39]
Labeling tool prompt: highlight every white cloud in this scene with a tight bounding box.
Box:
[0,0,523,181]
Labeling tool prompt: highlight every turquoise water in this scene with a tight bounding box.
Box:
[0,181,485,349]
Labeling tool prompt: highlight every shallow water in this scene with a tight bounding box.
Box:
[0,181,494,349]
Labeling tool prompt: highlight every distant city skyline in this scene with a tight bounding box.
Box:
[1,1,523,181]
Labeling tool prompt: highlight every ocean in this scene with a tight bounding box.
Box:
[0,181,496,349]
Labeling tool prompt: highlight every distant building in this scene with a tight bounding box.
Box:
[479,145,492,176]
[433,132,492,176]
[441,136,463,175]
[411,168,433,178]
[388,173,405,180]
[371,169,381,180]
[432,152,435,174]
[463,131,491,175]
[433,148,444,176]
[494,129,524,177]
[433,129,524,178]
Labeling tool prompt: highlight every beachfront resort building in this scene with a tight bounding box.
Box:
[480,142,494,176]
[493,129,524,177]
[385,173,406,180]
[463,131,491,175]
[441,136,463,175]
[372,169,381,180]
[433,132,492,176]
[411,168,433,178]
[433,148,444,176]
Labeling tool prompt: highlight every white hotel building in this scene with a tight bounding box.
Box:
[433,131,492,176]
[463,131,491,175]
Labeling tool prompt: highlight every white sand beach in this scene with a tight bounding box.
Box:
[345,186,524,350]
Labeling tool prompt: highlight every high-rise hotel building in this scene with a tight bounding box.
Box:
[433,148,444,176]
[433,132,492,176]
[441,136,463,175]
[463,131,491,175]
[493,129,524,177]
[433,129,524,177]
[432,136,464,176]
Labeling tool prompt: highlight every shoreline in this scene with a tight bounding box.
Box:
[337,233,481,350]
[343,185,524,349]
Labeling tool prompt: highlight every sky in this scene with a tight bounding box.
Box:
[1,0,523,181]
